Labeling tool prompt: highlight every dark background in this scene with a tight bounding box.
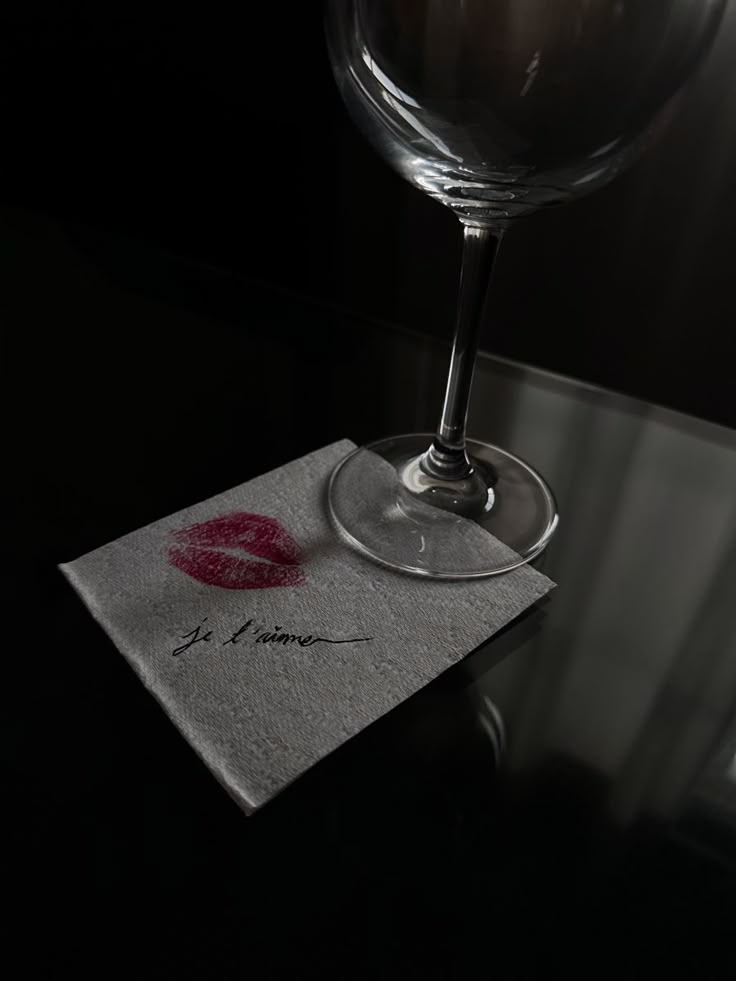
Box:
[2,2,735,427]
[3,8,736,977]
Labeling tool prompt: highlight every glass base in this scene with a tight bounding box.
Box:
[327,435,558,579]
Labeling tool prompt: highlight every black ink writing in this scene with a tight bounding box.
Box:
[172,617,372,657]
[254,625,372,647]
[222,618,255,645]
[171,618,213,657]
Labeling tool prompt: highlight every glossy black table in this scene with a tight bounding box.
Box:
[6,208,736,978]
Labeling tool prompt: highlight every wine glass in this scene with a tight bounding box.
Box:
[325,0,726,578]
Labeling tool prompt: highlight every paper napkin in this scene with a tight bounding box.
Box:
[61,439,554,812]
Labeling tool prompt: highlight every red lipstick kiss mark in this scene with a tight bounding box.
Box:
[167,512,305,590]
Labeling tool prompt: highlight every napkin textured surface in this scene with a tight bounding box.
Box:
[60,439,554,813]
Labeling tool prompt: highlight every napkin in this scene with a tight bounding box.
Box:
[60,439,554,812]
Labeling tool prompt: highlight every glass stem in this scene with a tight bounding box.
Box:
[423,222,503,481]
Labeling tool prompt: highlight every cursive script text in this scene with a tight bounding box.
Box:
[171,616,372,657]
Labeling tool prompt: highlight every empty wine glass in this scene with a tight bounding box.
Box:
[325,0,726,578]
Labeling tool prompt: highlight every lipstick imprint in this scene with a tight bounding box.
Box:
[167,512,306,589]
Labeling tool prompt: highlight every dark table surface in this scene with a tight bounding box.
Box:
[5,206,736,978]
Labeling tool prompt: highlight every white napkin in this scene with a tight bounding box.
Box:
[60,439,554,813]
